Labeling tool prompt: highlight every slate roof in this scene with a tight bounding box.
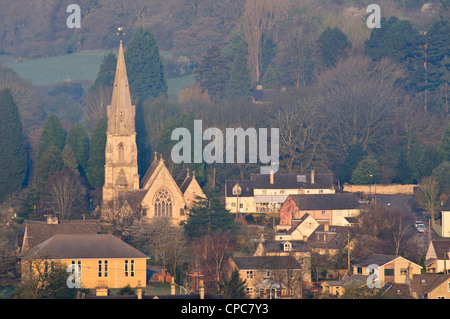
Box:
[22,234,149,260]
[259,240,311,253]
[232,256,302,270]
[409,274,450,298]
[352,254,399,268]
[441,197,450,211]
[308,225,350,251]
[140,156,160,188]
[18,219,102,252]
[225,180,254,197]
[250,172,334,190]
[429,240,450,259]
[289,193,361,211]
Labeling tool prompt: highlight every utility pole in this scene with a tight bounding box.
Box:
[347,230,351,271]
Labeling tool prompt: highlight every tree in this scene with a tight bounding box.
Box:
[128,216,187,280]
[40,169,87,220]
[35,145,64,190]
[318,27,350,69]
[61,144,78,171]
[125,26,167,103]
[227,44,252,101]
[66,124,89,175]
[238,0,289,86]
[195,43,230,101]
[414,176,441,223]
[337,145,367,184]
[350,155,383,185]
[182,191,237,239]
[86,118,107,188]
[90,51,117,91]
[191,230,234,291]
[37,115,65,161]
[260,65,278,89]
[0,89,27,202]
[218,269,246,299]
[441,122,450,162]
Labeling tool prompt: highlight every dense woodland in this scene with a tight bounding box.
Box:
[0,0,449,296]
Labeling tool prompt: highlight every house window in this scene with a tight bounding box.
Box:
[421,278,427,285]
[98,260,102,277]
[262,190,267,195]
[284,242,292,251]
[104,260,108,278]
[246,271,254,279]
[280,190,285,194]
[246,287,253,294]
[289,269,295,279]
[131,260,135,277]
[319,190,323,194]
[125,260,128,277]
[154,188,173,217]
[266,271,271,278]
[384,269,395,276]
[321,211,326,216]
[71,260,81,276]
[437,296,445,299]
[357,267,362,274]
[231,202,236,207]
[400,268,407,275]
[448,282,450,292]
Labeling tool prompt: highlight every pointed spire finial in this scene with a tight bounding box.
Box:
[186,168,190,178]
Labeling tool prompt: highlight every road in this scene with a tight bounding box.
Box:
[375,194,441,240]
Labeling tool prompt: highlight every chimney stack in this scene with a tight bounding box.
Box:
[270,171,274,185]
[311,169,315,184]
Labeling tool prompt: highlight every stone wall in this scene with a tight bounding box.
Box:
[342,184,417,195]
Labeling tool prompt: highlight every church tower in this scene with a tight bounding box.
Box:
[103,41,140,202]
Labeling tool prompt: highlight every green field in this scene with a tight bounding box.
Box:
[4,50,194,97]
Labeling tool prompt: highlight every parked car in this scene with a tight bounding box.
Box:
[414,221,426,233]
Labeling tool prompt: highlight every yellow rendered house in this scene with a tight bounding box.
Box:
[21,233,148,289]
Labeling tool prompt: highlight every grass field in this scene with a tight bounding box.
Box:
[4,50,195,97]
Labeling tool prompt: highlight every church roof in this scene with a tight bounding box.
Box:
[140,154,160,188]
[107,40,135,135]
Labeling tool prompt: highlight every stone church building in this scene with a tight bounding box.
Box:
[102,41,205,225]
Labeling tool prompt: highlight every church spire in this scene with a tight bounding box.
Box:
[107,40,135,135]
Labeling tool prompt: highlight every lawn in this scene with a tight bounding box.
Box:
[5,50,195,97]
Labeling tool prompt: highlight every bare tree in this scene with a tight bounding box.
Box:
[414,176,441,223]
[40,169,87,220]
[83,85,112,134]
[238,0,290,86]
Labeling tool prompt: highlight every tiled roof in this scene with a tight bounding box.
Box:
[409,274,450,298]
[260,240,311,253]
[232,256,302,270]
[290,193,361,210]
[308,225,350,250]
[22,233,149,260]
[250,172,334,190]
[225,180,254,197]
[20,219,102,252]
[430,240,450,259]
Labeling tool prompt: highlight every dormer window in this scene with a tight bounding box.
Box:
[232,184,242,195]
[283,242,292,251]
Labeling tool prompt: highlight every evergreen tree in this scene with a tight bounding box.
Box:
[218,269,246,299]
[227,44,252,101]
[86,118,107,188]
[125,27,167,103]
[318,27,350,68]
[66,124,89,174]
[337,145,367,184]
[441,122,450,161]
[91,51,117,91]
[0,89,27,202]
[182,190,236,239]
[195,43,230,101]
[38,115,66,161]
[35,145,64,190]
[62,144,78,171]
[350,155,382,185]
[260,65,278,89]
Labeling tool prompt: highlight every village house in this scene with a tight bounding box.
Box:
[425,240,450,274]
[20,233,148,290]
[229,256,303,299]
[352,254,422,285]
[409,274,450,299]
[441,197,450,238]
[279,193,362,227]
[225,170,335,215]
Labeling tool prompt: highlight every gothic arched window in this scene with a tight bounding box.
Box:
[153,188,173,217]
[118,142,124,161]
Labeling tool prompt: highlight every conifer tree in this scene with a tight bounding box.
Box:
[66,124,89,174]
[125,27,167,103]
[260,65,278,89]
[91,51,117,91]
[37,115,65,161]
[62,144,78,171]
[35,145,64,190]
[227,44,252,101]
[318,27,350,68]
[0,89,27,202]
[86,118,107,188]
[195,43,230,101]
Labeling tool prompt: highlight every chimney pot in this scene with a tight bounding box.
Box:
[311,169,315,184]
[270,171,274,184]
